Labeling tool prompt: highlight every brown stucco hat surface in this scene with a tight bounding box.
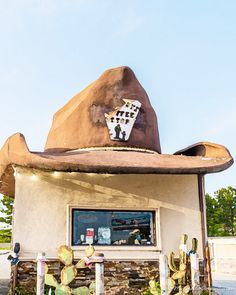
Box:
[0,66,233,197]
[45,66,161,153]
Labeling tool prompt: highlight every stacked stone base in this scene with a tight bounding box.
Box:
[12,259,206,294]
[13,260,159,294]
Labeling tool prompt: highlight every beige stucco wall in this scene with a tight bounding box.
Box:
[13,167,203,260]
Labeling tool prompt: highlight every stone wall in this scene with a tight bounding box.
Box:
[14,260,159,294]
[12,259,207,294]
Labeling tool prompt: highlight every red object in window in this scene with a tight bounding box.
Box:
[86,228,94,237]
[86,228,94,244]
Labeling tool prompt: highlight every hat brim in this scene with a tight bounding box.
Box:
[0,133,233,197]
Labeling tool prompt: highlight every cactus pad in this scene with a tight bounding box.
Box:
[45,244,96,294]
[71,286,90,295]
[168,277,175,294]
[168,252,178,272]
[85,244,95,258]
[180,234,188,244]
[89,281,96,293]
[179,263,186,271]
[191,238,198,254]
[45,273,59,288]
[172,270,186,280]
[183,285,190,294]
[76,259,86,269]
[58,245,74,266]
[55,284,71,295]
[61,265,77,285]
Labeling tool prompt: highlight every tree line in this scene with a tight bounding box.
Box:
[206,186,236,237]
[0,195,13,242]
[0,186,235,242]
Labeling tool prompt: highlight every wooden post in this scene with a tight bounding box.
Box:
[198,175,207,259]
[190,253,200,295]
[12,264,18,295]
[205,246,212,288]
[36,252,46,295]
[159,254,168,295]
[94,253,105,295]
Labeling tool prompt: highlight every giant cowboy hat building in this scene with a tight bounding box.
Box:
[0,66,233,293]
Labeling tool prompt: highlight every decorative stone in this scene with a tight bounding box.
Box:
[13,259,206,294]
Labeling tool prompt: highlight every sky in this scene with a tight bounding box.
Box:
[0,0,236,196]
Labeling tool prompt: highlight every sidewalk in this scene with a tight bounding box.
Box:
[0,251,11,279]
[0,280,9,295]
[0,250,10,294]
[212,272,236,295]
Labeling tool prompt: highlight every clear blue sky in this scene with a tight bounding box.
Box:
[0,0,235,196]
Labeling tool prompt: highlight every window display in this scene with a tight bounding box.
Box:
[72,209,155,246]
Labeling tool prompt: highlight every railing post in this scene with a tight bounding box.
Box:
[94,253,105,295]
[36,252,46,295]
[205,246,212,288]
[159,254,168,295]
[11,264,18,295]
[190,253,200,295]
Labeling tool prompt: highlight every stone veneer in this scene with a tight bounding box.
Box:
[13,259,206,294]
[14,260,159,294]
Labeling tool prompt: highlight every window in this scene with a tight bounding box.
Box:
[71,209,155,246]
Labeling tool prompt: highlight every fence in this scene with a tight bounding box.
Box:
[35,252,201,295]
[208,237,236,275]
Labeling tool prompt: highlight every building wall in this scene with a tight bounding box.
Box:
[13,167,203,260]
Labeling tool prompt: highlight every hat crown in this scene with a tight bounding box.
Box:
[44,66,161,153]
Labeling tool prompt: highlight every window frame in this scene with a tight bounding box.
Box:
[67,204,161,252]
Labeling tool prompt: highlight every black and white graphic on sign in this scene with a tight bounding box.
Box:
[105,99,141,141]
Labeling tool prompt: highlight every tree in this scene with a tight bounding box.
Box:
[0,195,14,242]
[216,187,236,235]
[206,186,236,237]
[206,193,221,237]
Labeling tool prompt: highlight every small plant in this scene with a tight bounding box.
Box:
[14,286,34,295]
[143,280,161,295]
[44,285,56,295]
[45,244,96,295]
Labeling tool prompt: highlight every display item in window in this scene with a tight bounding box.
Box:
[98,227,111,245]
[86,228,94,244]
[128,229,141,245]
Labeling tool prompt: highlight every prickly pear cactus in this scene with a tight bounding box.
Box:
[58,245,74,266]
[190,238,198,255]
[168,234,198,295]
[45,244,95,295]
[149,280,161,295]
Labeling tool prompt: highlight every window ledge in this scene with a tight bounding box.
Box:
[76,249,161,260]
[71,245,160,251]
[18,248,162,261]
